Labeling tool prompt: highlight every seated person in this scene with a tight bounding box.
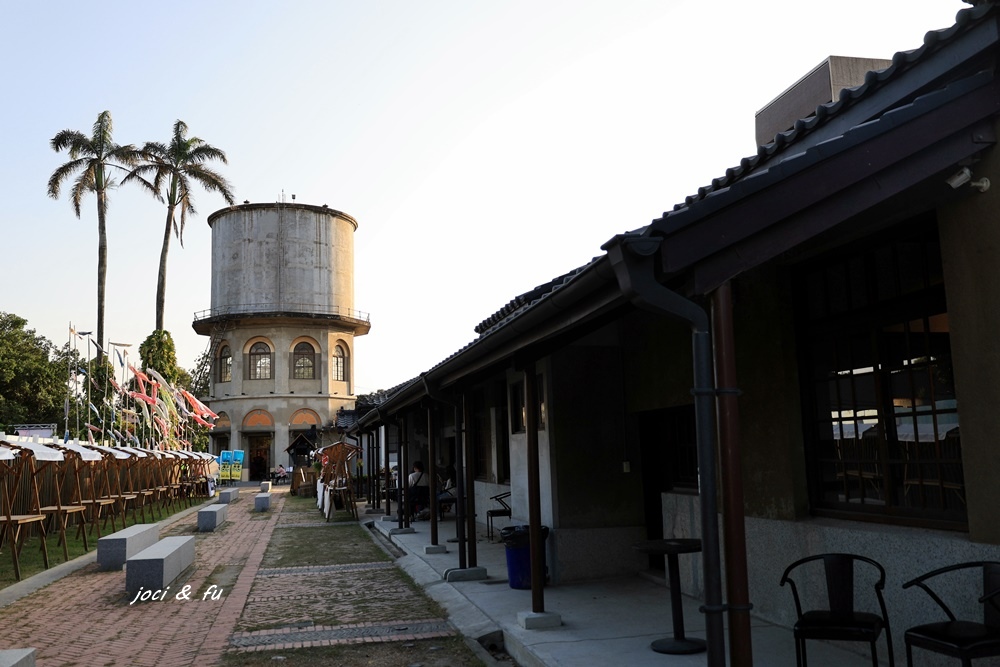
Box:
[437,465,457,513]
[275,464,288,484]
[408,461,430,517]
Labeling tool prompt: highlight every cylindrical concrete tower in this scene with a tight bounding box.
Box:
[209,203,359,318]
[192,202,370,481]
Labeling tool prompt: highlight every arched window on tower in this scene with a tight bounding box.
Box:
[247,342,272,380]
[332,344,348,382]
[218,345,232,383]
[292,342,316,379]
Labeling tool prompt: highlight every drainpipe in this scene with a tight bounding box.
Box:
[604,234,726,667]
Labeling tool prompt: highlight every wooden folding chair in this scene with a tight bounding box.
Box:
[76,444,121,537]
[93,445,141,524]
[50,442,104,556]
[19,441,90,562]
[1,443,51,581]
[121,447,156,522]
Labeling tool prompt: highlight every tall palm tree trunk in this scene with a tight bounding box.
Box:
[96,185,108,364]
[155,203,176,331]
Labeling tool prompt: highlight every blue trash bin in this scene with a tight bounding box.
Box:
[500,525,549,589]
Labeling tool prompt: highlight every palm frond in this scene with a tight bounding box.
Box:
[47,158,87,199]
[50,129,89,154]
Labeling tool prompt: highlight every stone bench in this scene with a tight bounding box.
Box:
[0,648,36,667]
[218,487,239,504]
[255,492,271,512]
[97,523,161,571]
[125,536,195,594]
[197,503,228,532]
[260,481,272,492]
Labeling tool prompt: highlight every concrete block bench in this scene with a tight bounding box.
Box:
[260,481,272,492]
[197,503,228,531]
[218,487,239,504]
[255,492,271,512]
[97,523,161,571]
[0,648,37,667]
[125,536,195,594]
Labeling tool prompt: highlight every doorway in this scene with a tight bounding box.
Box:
[248,434,272,481]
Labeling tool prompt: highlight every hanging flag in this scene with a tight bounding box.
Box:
[88,402,102,420]
[129,391,157,406]
[116,348,125,367]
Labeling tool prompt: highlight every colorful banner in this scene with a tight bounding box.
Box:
[220,450,234,481]
[232,450,245,481]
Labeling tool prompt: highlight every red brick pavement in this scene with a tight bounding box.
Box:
[0,486,283,667]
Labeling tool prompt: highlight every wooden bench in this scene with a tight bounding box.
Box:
[125,536,195,594]
[217,488,239,504]
[96,523,160,571]
[197,504,228,532]
[254,493,271,512]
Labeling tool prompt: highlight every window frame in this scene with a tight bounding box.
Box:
[291,342,317,380]
[247,341,273,380]
[796,218,965,530]
[218,345,232,383]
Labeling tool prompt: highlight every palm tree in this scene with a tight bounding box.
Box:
[48,111,141,362]
[127,120,235,331]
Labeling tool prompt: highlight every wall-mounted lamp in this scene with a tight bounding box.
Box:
[947,167,990,192]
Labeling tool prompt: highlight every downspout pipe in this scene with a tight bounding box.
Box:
[604,234,726,667]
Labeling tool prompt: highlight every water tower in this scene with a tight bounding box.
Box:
[192,201,370,480]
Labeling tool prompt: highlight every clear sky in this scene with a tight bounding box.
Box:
[1,0,966,396]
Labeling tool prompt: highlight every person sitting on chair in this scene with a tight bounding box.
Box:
[408,461,430,518]
[437,465,457,514]
[276,464,288,484]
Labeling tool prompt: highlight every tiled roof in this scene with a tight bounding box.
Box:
[669,1,994,213]
[473,261,601,335]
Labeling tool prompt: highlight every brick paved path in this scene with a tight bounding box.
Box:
[0,487,455,666]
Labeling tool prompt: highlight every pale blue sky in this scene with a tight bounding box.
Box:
[1,0,965,394]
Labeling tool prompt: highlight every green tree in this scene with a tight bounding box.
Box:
[0,313,70,432]
[47,111,141,362]
[139,329,180,385]
[127,120,235,331]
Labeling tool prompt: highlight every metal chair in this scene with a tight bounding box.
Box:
[780,553,894,667]
[902,561,1000,666]
[486,491,511,541]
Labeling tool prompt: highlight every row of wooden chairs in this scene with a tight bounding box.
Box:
[1,436,215,581]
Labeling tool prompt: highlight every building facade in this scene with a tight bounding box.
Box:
[193,202,369,480]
